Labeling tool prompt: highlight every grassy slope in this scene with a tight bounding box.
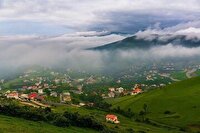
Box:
[0,115,97,133]
[170,71,187,80]
[52,105,180,133]
[106,77,200,130]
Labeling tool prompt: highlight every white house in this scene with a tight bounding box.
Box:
[116,87,124,93]
[108,91,115,98]
[38,89,43,94]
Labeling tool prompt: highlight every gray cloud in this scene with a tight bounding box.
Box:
[0,32,125,70]
[1,29,200,73]
[135,21,200,40]
[0,0,200,34]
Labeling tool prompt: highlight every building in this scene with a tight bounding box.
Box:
[131,88,142,95]
[108,88,115,92]
[20,94,29,100]
[38,89,43,94]
[50,91,58,97]
[28,92,38,100]
[60,92,71,102]
[79,102,86,106]
[36,95,44,101]
[116,87,124,93]
[108,91,115,98]
[106,114,120,124]
[6,92,19,99]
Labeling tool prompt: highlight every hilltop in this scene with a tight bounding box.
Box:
[106,77,200,132]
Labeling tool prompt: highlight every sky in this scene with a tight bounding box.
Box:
[0,0,200,35]
[1,0,200,76]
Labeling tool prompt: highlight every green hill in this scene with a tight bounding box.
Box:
[0,115,97,133]
[106,77,200,132]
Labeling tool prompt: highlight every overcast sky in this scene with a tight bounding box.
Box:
[0,0,200,35]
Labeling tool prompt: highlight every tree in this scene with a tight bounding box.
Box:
[53,116,70,127]
[143,104,148,114]
[139,110,145,122]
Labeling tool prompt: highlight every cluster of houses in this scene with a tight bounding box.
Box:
[103,84,143,99]
[5,91,45,101]
[4,89,72,103]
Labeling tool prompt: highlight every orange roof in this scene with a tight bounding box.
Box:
[106,114,117,120]
[133,88,142,93]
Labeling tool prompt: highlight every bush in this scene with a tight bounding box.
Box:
[164,110,171,114]
[0,100,106,131]
[53,116,70,127]
[126,128,135,133]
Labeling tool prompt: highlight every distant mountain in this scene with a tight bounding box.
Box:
[89,34,200,51]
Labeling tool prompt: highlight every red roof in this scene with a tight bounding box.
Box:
[28,92,38,99]
[106,114,117,120]
[133,88,142,93]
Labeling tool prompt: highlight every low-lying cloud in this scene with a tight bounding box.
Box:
[1,25,200,76]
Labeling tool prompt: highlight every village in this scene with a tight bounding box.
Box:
[1,62,200,106]
[1,80,143,108]
[0,62,200,124]
[0,62,200,127]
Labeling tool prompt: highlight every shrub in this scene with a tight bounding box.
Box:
[164,110,171,114]
[53,116,70,127]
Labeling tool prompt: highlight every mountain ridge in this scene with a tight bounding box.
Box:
[89,34,200,51]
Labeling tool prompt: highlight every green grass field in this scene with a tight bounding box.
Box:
[170,71,187,80]
[52,105,181,133]
[0,115,97,133]
[106,77,200,132]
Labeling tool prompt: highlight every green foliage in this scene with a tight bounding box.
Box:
[0,115,97,133]
[53,116,70,127]
[0,100,106,131]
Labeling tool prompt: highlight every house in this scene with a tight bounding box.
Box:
[116,87,124,93]
[35,82,41,86]
[131,84,142,95]
[79,102,86,106]
[6,92,19,99]
[28,92,38,100]
[44,83,49,88]
[60,92,71,102]
[131,87,142,95]
[50,91,58,97]
[108,91,115,98]
[36,95,44,101]
[32,86,38,90]
[20,94,29,100]
[108,88,115,92]
[38,89,43,94]
[87,102,94,107]
[106,114,120,124]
